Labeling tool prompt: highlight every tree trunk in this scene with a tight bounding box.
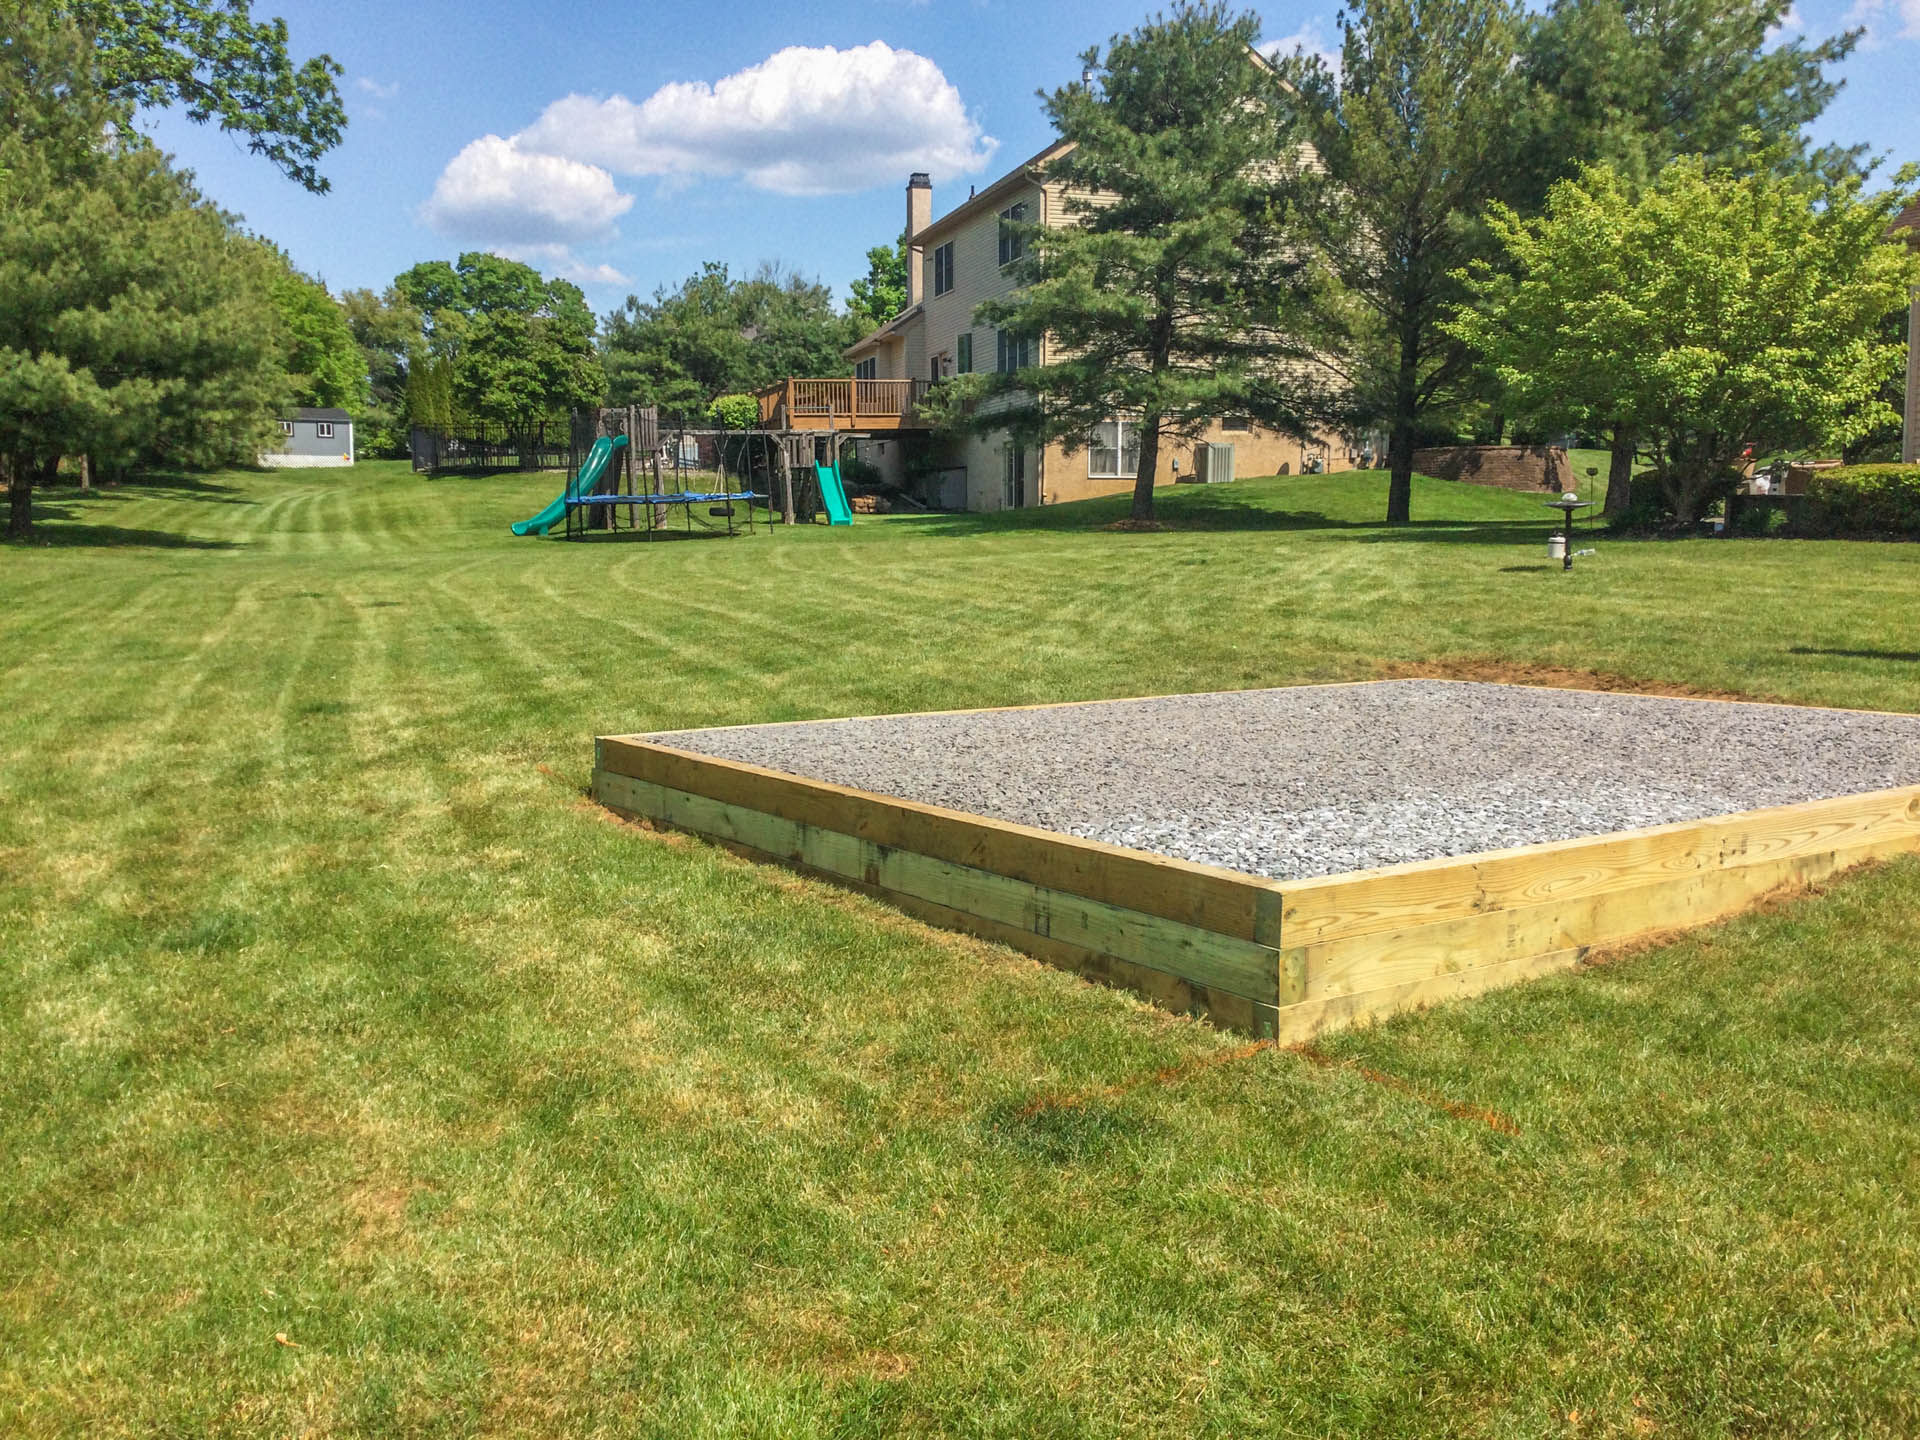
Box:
[1661,464,1700,527]
[8,455,42,540]
[1385,419,1415,525]
[1385,321,1421,524]
[1130,412,1163,522]
[1603,425,1634,517]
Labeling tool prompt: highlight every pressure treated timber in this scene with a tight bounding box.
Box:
[596,771,1282,1008]
[597,737,1286,944]
[1277,785,1920,947]
[592,692,1920,1041]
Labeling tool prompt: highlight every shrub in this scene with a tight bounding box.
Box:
[1790,465,1920,537]
[1609,473,1676,533]
[707,393,759,430]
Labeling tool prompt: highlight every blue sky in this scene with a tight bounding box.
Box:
[144,0,1920,318]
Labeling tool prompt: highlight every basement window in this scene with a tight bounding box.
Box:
[1088,419,1141,478]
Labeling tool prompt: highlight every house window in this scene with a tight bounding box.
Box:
[278,420,293,435]
[956,333,972,374]
[316,422,334,438]
[995,329,1033,374]
[1087,419,1142,479]
[998,202,1028,266]
[855,357,877,380]
[932,242,954,296]
[1222,416,1251,432]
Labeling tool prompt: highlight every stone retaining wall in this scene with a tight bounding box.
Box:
[1413,445,1571,493]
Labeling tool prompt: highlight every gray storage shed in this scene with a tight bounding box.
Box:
[262,407,354,468]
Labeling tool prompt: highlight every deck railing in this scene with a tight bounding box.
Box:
[755,377,932,429]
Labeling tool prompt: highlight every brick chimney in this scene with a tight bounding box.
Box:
[906,172,932,308]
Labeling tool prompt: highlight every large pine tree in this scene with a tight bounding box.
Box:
[943,3,1328,524]
[1276,0,1529,525]
[1,12,289,538]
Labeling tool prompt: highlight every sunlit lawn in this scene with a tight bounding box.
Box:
[2,461,1916,1436]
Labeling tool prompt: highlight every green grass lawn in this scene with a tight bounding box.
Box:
[3,462,1918,1437]
[1565,447,1627,503]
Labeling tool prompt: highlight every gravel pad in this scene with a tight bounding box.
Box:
[646,681,1920,881]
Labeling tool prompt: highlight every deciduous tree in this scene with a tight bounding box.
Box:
[847,236,909,335]
[269,264,367,411]
[388,254,605,455]
[1517,0,1863,512]
[340,286,421,456]
[601,262,856,412]
[1450,159,1918,526]
[70,0,346,193]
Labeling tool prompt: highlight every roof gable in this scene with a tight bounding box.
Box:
[912,139,1076,248]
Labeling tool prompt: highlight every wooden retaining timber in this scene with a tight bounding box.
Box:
[592,725,1920,1041]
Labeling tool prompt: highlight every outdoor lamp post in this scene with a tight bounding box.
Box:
[1543,493,1595,571]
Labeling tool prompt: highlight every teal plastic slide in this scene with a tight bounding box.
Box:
[814,461,853,526]
[511,434,629,537]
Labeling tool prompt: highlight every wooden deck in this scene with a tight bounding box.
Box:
[756,377,932,431]
[591,691,1920,1041]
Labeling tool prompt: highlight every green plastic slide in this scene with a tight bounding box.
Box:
[511,434,629,537]
[814,461,853,526]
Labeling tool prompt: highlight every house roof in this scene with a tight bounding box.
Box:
[1893,199,1920,242]
[845,302,923,360]
[910,140,1076,250]
[842,140,1076,360]
[891,46,1284,255]
[291,407,352,422]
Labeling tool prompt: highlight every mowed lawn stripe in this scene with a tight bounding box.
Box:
[1,460,1917,1437]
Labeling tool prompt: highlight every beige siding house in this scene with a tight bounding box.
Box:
[846,147,1357,511]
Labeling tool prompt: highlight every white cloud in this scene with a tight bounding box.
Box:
[515,41,997,196]
[1846,0,1920,42]
[495,242,633,290]
[419,41,988,295]
[1260,21,1342,77]
[420,134,635,247]
[355,76,401,99]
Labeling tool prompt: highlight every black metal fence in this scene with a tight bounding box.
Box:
[408,419,579,474]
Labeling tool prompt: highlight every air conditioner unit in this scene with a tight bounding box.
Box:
[1194,442,1235,484]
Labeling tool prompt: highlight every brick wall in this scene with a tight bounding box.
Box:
[1412,445,1572,493]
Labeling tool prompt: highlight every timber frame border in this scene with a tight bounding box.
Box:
[592,685,1920,1041]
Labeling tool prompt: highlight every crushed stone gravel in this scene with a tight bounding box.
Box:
[645,681,1920,881]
